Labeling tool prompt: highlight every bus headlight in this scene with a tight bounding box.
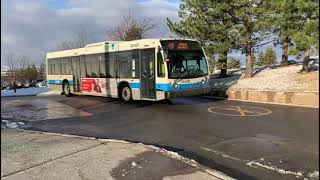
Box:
[173,83,178,89]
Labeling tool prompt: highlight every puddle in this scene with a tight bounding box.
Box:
[1,99,92,121]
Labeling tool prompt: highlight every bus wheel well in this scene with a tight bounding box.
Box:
[118,81,130,94]
[62,79,69,86]
[62,79,69,90]
[118,81,130,89]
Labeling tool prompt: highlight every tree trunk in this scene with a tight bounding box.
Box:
[301,49,311,72]
[281,36,289,66]
[219,50,228,78]
[13,82,16,93]
[244,40,253,78]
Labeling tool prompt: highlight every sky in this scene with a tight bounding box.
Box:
[1,0,294,67]
[1,0,180,65]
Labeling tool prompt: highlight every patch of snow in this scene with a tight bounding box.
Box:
[247,160,304,177]
[1,87,51,97]
[37,90,61,96]
[1,119,24,129]
[307,171,319,178]
[210,65,319,92]
[131,162,137,167]
[201,147,241,161]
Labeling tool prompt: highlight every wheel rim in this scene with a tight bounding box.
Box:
[66,84,70,94]
[122,87,131,101]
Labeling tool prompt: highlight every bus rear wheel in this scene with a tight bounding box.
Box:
[63,81,71,97]
[120,84,132,103]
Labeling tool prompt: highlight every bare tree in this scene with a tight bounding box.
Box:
[56,28,91,50]
[107,10,156,41]
[4,53,29,93]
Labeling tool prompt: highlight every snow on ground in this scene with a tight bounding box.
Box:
[210,64,319,92]
[37,90,61,96]
[246,160,304,177]
[1,87,51,97]
[1,120,25,129]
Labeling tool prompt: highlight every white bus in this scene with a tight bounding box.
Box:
[46,38,210,102]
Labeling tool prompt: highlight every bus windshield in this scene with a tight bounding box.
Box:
[161,40,208,79]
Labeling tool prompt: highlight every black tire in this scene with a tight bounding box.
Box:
[63,81,71,97]
[120,84,132,103]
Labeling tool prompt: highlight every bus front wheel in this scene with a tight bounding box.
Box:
[63,81,71,97]
[120,84,132,103]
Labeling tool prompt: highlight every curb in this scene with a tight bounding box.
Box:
[207,89,319,108]
[20,129,233,180]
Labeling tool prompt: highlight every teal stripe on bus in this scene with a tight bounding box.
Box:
[48,80,74,85]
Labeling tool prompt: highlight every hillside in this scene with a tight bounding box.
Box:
[210,63,319,92]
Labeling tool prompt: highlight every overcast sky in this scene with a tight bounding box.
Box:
[2,0,293,67]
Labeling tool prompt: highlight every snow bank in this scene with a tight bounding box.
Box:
[1,87,51,97]
[37,90,61,96]
[247,160,304,177]
[1,120,25,129]
[210,64,319,92]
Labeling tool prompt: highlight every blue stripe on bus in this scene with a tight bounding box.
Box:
[156,82,209,91]
[48,79,207,91]
[129,82,140,89]
[48,80,74,85]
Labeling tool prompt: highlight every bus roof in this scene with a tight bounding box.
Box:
[46,38,198,59]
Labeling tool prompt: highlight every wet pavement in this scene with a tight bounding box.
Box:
[1,95,319,180]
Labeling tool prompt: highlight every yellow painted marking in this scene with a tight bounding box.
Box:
[72,92,82,95]
[208,106,272,117]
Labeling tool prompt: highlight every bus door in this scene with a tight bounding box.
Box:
[71,56,81,92]
[140,48,156,99]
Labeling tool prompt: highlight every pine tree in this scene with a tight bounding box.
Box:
[264,47,277,65]
[167,0,239,78]
[264,0,298,66]
[288,0,319,72]
[227,57,240,69]
[31,64,38,81]
[167,0,271,78]
[256,52,265,66]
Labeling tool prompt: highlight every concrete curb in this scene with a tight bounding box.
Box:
[21,129,234,180]
[208,89,319,108]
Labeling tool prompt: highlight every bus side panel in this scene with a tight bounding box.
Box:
[47,75,73,92]
[80,78,107,97]
[116,78,141,100]
[108,78,118,98]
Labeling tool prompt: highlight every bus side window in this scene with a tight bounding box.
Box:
[157,52,165,77]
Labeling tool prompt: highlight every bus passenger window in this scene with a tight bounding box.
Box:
[157,52,165,77]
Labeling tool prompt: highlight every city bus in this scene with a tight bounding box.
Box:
[46,38,210,102]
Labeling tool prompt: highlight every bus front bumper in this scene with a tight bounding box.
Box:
[165,87,210,99]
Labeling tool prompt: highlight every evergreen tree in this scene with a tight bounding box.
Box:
[264,47,277,65]
[288,0,319,72]
[167,0,238,78]
[256,52,265,66]
[227,57,240,69]
[167,0,271,78]
[37,63,46,80]
[264,0,298,66]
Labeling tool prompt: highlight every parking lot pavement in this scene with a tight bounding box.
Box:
[1,129,227,180]
[1,95,318,179]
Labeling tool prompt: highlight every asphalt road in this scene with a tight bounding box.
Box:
[1,95,319,180]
